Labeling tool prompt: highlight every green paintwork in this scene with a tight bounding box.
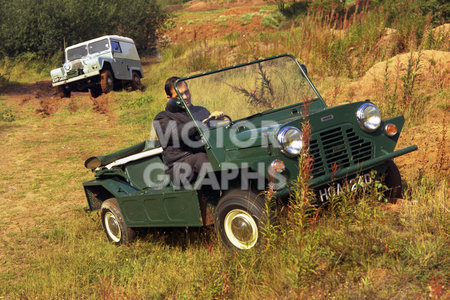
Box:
[83,54,417,229]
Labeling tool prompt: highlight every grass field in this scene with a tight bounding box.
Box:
[0,1,449,298]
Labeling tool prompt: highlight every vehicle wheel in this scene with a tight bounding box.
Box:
[214,190,266,250]
[100,198,135,245]
[100,70,114,93]
[90,86,102,98]
[130,71,142,91]
[384,160,402,203]
[57,85,71,98]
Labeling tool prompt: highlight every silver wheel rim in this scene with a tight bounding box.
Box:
[104,211,121,242]
[224,209,258,249]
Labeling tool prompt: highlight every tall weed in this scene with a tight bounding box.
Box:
[377,50,428,124]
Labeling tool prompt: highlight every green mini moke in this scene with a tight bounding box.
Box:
[83,54,417,250]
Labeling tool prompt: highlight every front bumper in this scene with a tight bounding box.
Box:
[51,70,100,87]
[274,144,417,198]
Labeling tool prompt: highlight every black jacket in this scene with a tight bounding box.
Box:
[153,105,210,167]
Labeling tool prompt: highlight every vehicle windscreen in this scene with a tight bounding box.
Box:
[177,55,320,127]
[67,46,88,61]
[88,38,110,54]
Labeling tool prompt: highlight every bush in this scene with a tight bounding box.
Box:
[0,104,15,122]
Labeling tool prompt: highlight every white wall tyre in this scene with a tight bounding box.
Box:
[224,209,259,249]
[100,198,135,245]
[215,190,266,251]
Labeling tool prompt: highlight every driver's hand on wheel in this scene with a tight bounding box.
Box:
[203,111,224,123]
[209,111,224,120]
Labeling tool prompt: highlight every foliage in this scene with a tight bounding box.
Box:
[277,0,310,18]
[372,0,450,25]
[0,104,15,122]
[0,0,168,58]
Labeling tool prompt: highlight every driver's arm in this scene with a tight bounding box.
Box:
[202,111,224,123]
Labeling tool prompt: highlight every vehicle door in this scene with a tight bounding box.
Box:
[110,40,129,80]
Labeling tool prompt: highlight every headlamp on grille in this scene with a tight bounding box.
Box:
[356,103,381,132]
[63,62,72,71]
[277,126,303,156]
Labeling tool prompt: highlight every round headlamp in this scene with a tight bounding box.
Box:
[277,126,303,156]
[356,103,381,132]
[63,62,72,71]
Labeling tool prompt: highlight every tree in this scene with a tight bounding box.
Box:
[0,0,168,58]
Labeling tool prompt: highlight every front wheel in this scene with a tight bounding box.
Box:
[57,85,71,98]
[384,160,402,203]
[90,86,102,98]
[100,198,135,245]
[100,70,114,93]
[214,190,266,250]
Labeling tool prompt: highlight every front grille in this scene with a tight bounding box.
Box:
[309,126,373,178]
[66,69,83,79]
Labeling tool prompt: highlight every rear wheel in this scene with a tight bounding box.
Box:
[214,190,266,250]
[100,70,114,93]
[100,198,135,245]
[384,160,402,203]
[131,71,142,91]
[57,85,71,98]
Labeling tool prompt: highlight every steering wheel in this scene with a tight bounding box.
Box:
[203,114,232,127]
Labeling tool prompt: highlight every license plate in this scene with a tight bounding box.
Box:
[316,173,373,203]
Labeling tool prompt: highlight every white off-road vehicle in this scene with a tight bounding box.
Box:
[50,35,143,98]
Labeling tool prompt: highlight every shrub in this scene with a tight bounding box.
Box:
[0,104,15,122]
[0,0,168,58]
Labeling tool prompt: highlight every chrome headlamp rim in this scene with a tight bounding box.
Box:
[356,103,381,132]
[277,126,303,157]
[63,62,72,71]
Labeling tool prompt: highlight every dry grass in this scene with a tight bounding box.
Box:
[0,2,449,298]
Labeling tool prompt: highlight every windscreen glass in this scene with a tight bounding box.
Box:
[67,46,88,61]
[88,38,110,54]
[177,56,319,128]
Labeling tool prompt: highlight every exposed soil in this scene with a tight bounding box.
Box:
[345,50,450,177]
[1,0,448,183]
[2,80,114,118]
[164,0,277,44]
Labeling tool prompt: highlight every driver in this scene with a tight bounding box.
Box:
[153,77,225,186]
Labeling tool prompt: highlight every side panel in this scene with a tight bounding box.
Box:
[118,189,203,227]
[111,40,141,80]
[83,179,203,227]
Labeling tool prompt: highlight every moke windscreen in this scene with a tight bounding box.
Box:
[175,55,323,127]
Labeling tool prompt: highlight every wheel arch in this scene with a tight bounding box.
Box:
[99,59,113,72]
[130,68,143,78]
[83,183,116,211]
[195,167,268,226]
